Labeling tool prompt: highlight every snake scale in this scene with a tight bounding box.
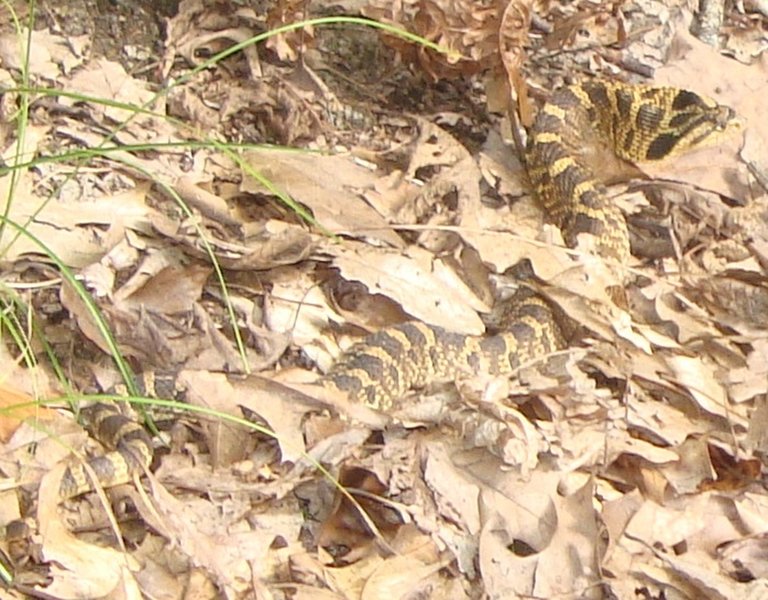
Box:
[59,403,154,499]
[316,80,736,410]
[58,80,736,499]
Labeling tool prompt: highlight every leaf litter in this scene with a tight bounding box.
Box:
[0,0,766,598]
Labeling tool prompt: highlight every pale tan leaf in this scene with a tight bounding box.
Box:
[65,57,160,123]
[241,149,404,248]
[664,355,733,420]
[37,465,144,599]
[330,242,486,333]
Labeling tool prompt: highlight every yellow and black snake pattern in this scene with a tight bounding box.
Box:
[527,81,735,263]
[57,374,184,498]
[59,402,153,499]
[317,80,736,411]
[56,80,736,499]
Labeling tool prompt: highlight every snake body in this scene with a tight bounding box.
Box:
[57,81,735,498]
[59,403,153,499]
[318,81,736,411]
[526,81,735,263]
[317,291,565,411]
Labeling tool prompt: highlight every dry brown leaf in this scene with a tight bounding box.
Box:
[241,149,404,248]
[0,384,44,443]
[130,535,196,599]
[664,355,733,421]
[65,57,160,123]
[174,371,255,467]
[423,443,480,535]
[37,464,144,599]
[361,548,451,600]
[626,392,703,446]
[329,241,486,333]
[266,268,342,370]
[646,282,721,345]
[215,373,308,464]
[134,480,289,593]
[477,469,600,598]
[718,535,768,583]
[264,0,314,63]
[657,549,757,599]
[204,221,313,271]
[60,279,115,354]
[4,1,767,597]
[1,128,108,266]
[728,339,768,404]
[455,403,545,472]
[0,28,84,77]
[498,0,531,110]
[0,345,58,443]
[658,437,715,494]
[116,264,211,315]
[544,5,620,50]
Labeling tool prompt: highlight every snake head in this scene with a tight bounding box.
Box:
[644,90,741,160]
